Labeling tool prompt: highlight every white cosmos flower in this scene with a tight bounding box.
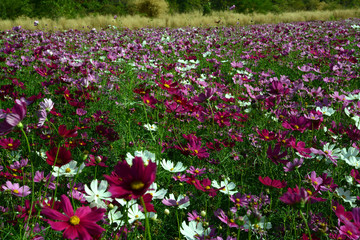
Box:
[128,204,145,224]
[316,106,335,116]
[212,178,237,195]
[343,156,360,169]
[180,221,210,240]
[125,150,156,166]
[146,183,167,200]
[52,161,85,177]
[161,159,187,173]
[335,187,357,208]
[108,205,124,226]
[243,216,272,230]
[84,180,112,209]
[144,123,157,131]
[340,147,359,160]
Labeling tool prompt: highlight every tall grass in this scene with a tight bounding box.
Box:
[1,9,360,31]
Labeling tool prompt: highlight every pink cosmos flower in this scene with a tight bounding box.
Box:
[214,209,240,228]
[0,98,27,136]
[41,194,106,240]
[2,181,31,197]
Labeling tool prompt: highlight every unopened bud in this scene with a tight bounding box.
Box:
[164,209,170,215]
[200,210,206,217]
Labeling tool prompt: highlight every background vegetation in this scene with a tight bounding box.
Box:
[1,0,360,20]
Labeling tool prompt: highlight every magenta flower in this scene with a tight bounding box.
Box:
[104,156,156,200]
[229,5,236,10]
[282,116,310,133]
[0,98,27,136]
[214,209,239,228]
[41,195,106,240]
[279,185,326,208]
[187,137,209,159]
[259,176,287,189]
[0,137,21,150]
[283,158,304,172]
[2,181,31,197]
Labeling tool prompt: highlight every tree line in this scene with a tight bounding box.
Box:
[1,0,359,20]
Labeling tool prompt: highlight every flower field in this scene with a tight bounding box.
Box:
[1,18,360,240]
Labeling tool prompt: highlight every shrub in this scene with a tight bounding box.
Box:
[134,0,169,18]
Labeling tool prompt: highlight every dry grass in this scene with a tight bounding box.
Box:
[1,8,360,31]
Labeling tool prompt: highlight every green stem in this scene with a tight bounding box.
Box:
[300,210,312,240]
[142,104,155,140]
[176,209,181,239]
[141,197,151,240]
[20,127,36,240]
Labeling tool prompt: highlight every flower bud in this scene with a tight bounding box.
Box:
[164,209,170,215]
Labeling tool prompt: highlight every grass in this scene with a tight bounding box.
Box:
[0,8,360,31]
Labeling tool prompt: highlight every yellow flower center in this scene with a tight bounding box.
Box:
[205,186,210,190]
[170,167,174,171]
[347,230,352,236]
[194,150,199,154]
[69,216,80,225]
[294,125,299,129]
[164,84,170,88]
[8,143,13,147]
[13,189,19,194]
[65,168,71,173]
[130,180,145,190]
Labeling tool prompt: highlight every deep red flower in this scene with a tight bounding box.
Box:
[279,185,326,208]
[267,144,289,165]
[41,194,106,240]
[155,77,179,94]
[193,178,223,197]
[282,116,311,133]
[257,129,277,141]
[58,125,78,138]
[0,138,21,150]
[259,176,287,189]
[104,156,156,200]
[46,147,72,167]
[142,94,157,108]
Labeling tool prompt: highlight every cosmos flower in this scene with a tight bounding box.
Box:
[46,147,72,167]
[52,160,85,177]
[41,195,106,240]
[180,220,210,240]
[104,156,156,200]
[143,123,157,131]
[0,138,21,150]
[161,159,187,172]
[2,181,31,197]
[84,180,112,209]
[0,98,27,136]
[162,193,190,209]
[259,176,287,189]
